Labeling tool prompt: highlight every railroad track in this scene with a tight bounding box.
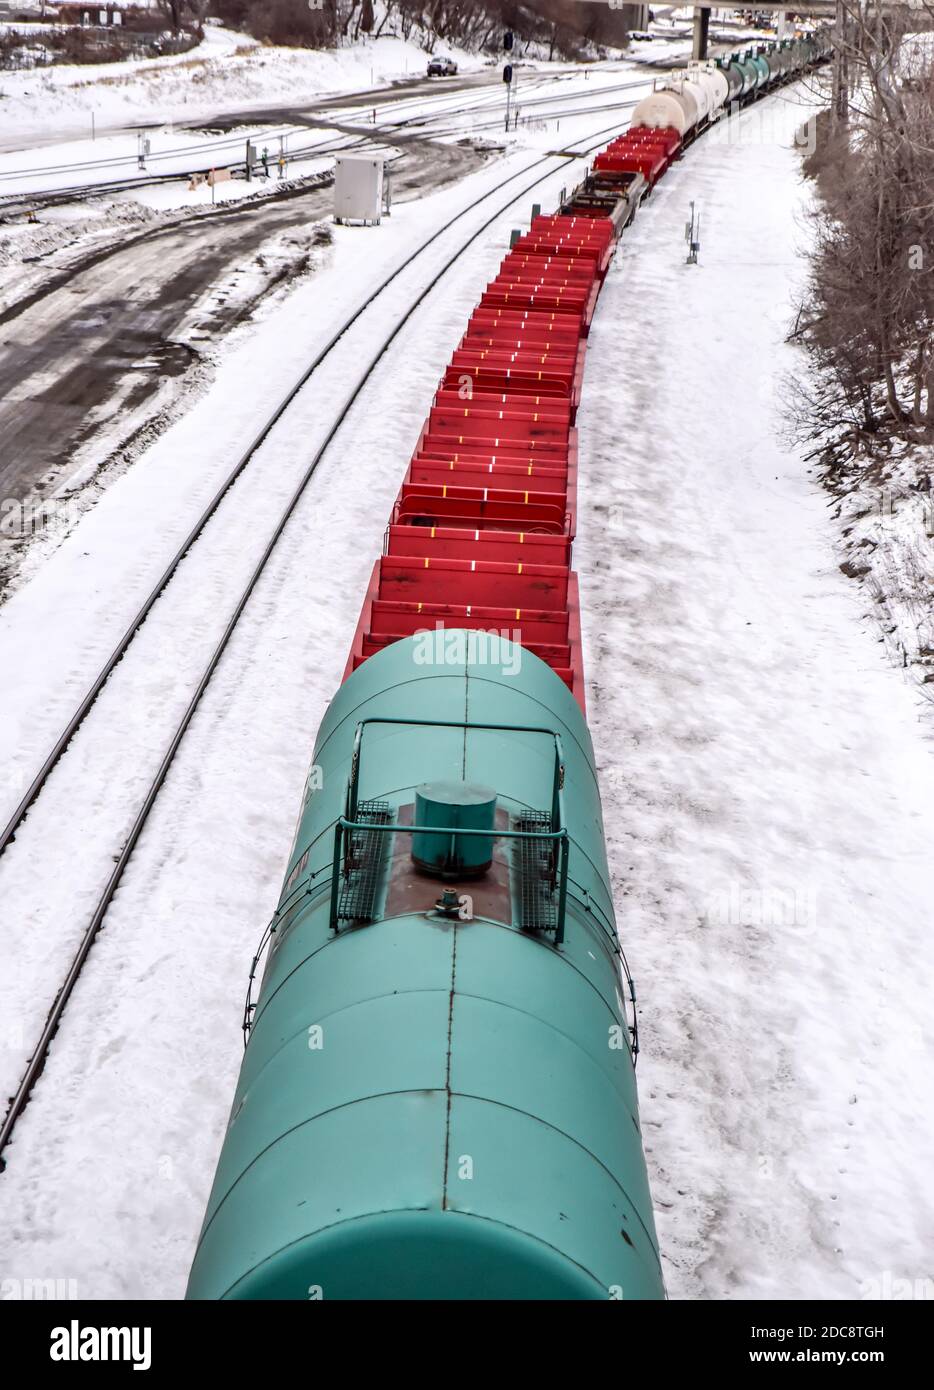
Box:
[0,116,638,1166]
[0,69,586,194]
[0,76,652,216]
[0,133,369,217]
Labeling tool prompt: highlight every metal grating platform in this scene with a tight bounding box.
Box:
[512,810,558,935]
[336,799,393,924]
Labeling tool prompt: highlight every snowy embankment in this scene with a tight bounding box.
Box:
[577,87,934,1299]
[792,33,934,713]
[823,441,934,704]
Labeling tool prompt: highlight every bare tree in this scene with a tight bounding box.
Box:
[796,5,934,444]
[159,0,208,33]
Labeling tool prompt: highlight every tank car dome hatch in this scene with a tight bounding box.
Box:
[412,781,497,879]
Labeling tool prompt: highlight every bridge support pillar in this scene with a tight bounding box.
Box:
[692,7,710,62]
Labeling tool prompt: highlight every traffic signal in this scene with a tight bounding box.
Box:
[503,64,513,84]
[504,31,513,51]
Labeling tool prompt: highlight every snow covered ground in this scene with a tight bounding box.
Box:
[822,438,934,710]
[1,74,931,1303]
[577,85,934,1300]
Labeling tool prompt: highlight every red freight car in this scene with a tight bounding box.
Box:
[343,131,683,705]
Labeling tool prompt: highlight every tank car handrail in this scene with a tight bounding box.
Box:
[329,815,570,945]
[336,817,568,841]
[345,713,567,828]
[334,715,571,943]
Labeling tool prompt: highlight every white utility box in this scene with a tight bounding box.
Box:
[333,156,385,225]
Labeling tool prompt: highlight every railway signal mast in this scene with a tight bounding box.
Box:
[685,200,701,264]
[504,29,514,131]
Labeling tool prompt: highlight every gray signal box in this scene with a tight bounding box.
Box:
[333,156,385,226]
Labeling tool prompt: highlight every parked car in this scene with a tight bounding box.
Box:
[427,56,458,77]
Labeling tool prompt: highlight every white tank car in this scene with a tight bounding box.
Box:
[679,75,711,124]
[630,83,699,136]
[686,62,729,117]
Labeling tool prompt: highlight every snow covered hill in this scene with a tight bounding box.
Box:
[0,22,486,145]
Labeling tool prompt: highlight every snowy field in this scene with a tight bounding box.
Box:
[1,68,931,1302]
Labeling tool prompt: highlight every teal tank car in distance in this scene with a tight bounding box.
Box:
[748,50,770,90]
[734,55,759,99]
[187,636,664,1300]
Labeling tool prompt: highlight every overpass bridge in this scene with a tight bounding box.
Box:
[581,4,907,62]
[689,6,831,61]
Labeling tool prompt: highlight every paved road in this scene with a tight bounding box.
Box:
[179,67,559,131]
[0,135,482,510]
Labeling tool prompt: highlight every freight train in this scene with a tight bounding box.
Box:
[186,36,828,1301]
